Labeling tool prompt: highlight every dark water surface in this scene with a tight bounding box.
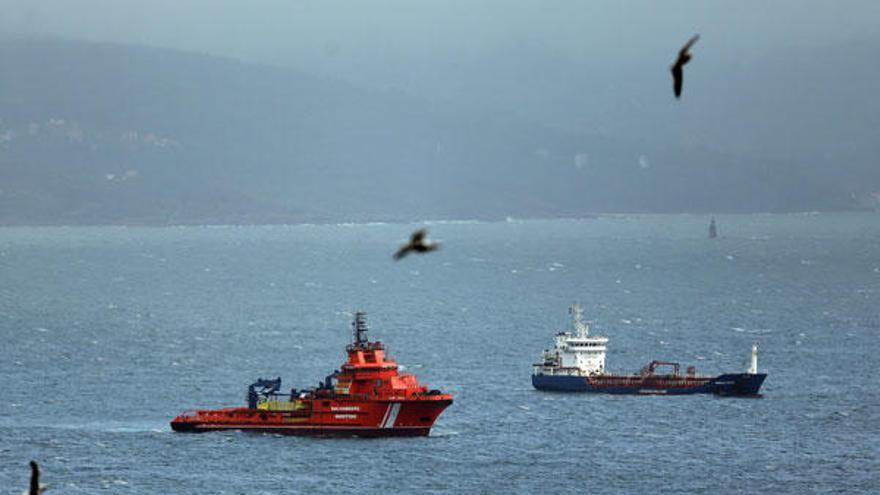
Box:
[2,214,878,493]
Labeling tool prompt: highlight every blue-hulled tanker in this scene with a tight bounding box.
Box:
[531,305,767,396]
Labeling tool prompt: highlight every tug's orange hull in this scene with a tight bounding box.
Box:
[171,397,452,437]
[171,312,453,437]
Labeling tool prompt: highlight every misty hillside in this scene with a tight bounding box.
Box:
[403,37,880,184]
[0,38,865,225]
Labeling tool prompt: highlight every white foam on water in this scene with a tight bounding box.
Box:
[429,428,460,438]
[422,219,483,225]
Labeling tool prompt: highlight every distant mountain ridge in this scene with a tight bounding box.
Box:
[0,38,865,225]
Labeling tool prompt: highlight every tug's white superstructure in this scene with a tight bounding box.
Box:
[533,304,609,377]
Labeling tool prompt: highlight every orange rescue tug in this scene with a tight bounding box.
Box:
[170,312,452,437]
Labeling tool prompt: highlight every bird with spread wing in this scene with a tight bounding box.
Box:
[671,34,700,99]
[23,461,48,495]
[393,229,440,261]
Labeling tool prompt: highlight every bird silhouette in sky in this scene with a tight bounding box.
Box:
[393,229,440,260]
[671,34,700,99]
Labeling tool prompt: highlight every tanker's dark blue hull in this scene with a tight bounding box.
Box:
[532,373,766,396]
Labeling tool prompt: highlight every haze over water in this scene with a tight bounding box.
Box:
[1,213,878,493]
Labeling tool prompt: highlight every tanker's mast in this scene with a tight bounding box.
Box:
[569,304,590,338]
[749,343,759,374]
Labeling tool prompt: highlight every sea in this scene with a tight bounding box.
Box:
[1,213,878,494]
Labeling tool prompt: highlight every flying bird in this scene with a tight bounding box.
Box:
[393,229,440,260]
[23,461,48,495]
[671,34,700,99]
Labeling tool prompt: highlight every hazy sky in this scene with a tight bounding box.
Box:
[2,0,879,77]
[3,1,879,170]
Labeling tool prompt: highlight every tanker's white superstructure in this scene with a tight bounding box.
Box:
[533,305,609,377]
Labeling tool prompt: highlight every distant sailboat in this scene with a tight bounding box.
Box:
[708,217,718,239]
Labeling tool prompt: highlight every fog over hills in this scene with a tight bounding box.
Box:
[0,38,876,225]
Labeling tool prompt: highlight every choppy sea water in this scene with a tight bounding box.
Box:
[1,213,878,494]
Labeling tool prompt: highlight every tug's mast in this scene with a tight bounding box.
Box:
[352,311,369,347]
